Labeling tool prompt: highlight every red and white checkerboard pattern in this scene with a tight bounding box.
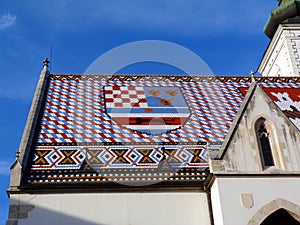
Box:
[104,86,148,108]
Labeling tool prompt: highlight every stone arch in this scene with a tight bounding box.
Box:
[254,117,284,170]
[248,198,300,225]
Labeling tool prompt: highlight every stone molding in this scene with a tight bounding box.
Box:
[248,198,300,225]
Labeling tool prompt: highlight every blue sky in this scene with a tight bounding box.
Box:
[0,0,277,224]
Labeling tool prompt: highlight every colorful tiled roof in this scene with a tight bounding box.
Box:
[24,75,300,188]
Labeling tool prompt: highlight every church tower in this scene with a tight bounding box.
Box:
[258,0,300,77]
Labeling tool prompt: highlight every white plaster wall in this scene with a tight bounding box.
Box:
[210,179,224,225]
[258,25,300,77]
[268,40,293,76]
[211,177,300,225]
[10,192,210,225]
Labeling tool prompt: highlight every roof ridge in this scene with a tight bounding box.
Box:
[50,74,300,82]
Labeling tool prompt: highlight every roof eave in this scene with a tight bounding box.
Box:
[264,0,300,38]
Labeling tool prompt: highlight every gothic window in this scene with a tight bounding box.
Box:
[255,118,275,168]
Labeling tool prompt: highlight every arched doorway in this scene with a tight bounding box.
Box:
[248,198,300,225]
[260,208,300,225]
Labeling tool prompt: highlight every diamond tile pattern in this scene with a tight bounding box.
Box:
[30,75,300,175]
[39,78,243,143]
[38,76,300,144]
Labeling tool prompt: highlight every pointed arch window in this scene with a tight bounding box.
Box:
[255,118,275,168]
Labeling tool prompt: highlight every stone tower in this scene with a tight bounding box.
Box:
[258,0,300,76]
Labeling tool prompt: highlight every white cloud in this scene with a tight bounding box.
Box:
[0,12,16,30]
[0,161,12,175]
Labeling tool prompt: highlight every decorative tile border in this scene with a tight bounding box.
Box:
[32,144,208,170]
[28,167,208,185]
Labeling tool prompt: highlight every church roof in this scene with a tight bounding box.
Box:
[20,74,300,190]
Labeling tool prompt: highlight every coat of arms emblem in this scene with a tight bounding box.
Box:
[104,86,191,135]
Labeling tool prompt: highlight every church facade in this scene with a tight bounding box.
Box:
[6,1,300,225]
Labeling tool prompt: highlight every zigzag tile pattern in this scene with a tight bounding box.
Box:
[32,145,208,170]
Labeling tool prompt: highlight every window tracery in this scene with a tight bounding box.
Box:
[255,118,276,169]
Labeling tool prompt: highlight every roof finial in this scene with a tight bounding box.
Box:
[43,58,50,69]
[250,70,256,83]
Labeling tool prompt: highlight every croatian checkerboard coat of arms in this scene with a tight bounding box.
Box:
[104,86,191,135]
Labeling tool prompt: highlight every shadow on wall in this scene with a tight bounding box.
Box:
[6,201,107,225]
